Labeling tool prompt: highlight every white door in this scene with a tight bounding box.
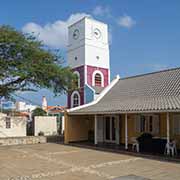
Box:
[104,116,117,143]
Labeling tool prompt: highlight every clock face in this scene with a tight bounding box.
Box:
[73,29,80,40]
[93,28,101,39]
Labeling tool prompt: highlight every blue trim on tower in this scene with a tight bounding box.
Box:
[84,84,95,104]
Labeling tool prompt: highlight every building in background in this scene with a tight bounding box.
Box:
[34,116,57,136]
[15,101,37,112]
[67,17,110,108]
[47,106,65,134]
[0,112,26,138]
[41,96,65,134]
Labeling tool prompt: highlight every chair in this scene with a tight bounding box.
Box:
[131,137,139,152]
[164,140,177,156]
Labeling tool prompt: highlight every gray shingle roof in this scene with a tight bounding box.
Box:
[70,67,180,114]
[91,86,104,94]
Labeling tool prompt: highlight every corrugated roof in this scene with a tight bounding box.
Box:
[69,67,180,114]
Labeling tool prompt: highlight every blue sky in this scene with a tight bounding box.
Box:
[1,0,180,106]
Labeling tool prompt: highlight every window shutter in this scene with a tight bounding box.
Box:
[173,115,180,135]
[135,115,141,133]
[153,115,159,134]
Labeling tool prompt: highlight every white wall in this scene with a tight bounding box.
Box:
[67,17,109,69]
[62,116,65,134]
[34,116,57,136]
[67,46,85,68]
[0,113,26,138]
[85,44,109,69]
[15,101,37,112]
[15,101,26,110]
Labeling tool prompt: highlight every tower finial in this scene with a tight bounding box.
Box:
[42,96,47,110]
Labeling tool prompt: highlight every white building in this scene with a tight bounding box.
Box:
[34,116,57,136]
[0,113,26,138]
[15,101,37,112]
[67,16,110,108]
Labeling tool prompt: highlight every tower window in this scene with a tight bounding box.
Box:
[95,73,102,87]
[92,70,104,87]
[75,56,78,61]
[72,93,80,107]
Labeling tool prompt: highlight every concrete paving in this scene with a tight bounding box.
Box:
[0,143,180,180]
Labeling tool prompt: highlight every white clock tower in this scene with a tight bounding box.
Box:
[67,17,110,108]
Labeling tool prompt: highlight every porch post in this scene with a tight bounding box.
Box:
[94,114,98,145]
[125,113,128,150]
[166,112,170,155]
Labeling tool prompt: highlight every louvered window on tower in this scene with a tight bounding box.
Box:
[95,73,102,87]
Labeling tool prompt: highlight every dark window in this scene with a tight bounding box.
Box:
[139,115,157,133]
[112,117,116,141]
[105,117,110,140]
[73,93,79,107]
[140,115,146,132]
[5,117,11,129]
[149,116,153,132]
[95,73,102,87]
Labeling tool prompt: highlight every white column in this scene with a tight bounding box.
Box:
[167,112,170,155]
[62,116,65,134]
[94,115,98,145]
[125,114,128,150]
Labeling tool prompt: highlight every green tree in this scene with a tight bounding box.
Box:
[32,107,47,118]
[0,26,76,98]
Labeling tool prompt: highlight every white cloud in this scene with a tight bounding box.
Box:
[22,13,91,48]
[92,5,111,17]
[117,15,136,29]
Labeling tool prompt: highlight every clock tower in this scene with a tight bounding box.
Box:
[67,17,110,108]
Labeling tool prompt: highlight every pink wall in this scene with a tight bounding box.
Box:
[67,66,84,108]
[67,65,109,108]
[87,65,109,87]
[67,88,84,108]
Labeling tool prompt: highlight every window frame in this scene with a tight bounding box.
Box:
[5,116,11,129]
[92,70,104,87]
[73,71,80,88]
[137,114,159,134]
[71,91,80,108]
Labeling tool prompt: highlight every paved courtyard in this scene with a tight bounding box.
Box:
[0,143,180,180]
